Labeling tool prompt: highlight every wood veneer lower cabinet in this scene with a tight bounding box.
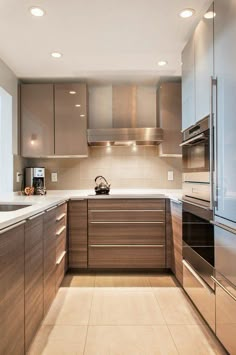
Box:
[88,199,166,269]
[170,200,183,284]
[68,199,88,269]
[24,213,44,351]
[0,221,25,355]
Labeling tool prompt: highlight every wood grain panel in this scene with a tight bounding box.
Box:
[56,253,67,290]
[89,246,165,269]
[56,228,67,260]
[88,199,165,211]
[170,200,183,285]
[89,210,165,222]
[69,200,88,269]
[89,222,165,245]
[0,223,25,355]
[25,215,44,351]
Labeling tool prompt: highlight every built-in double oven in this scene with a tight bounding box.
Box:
[181,117,216,331]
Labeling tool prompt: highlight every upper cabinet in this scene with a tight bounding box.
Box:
[20,83,88,157]
[181,3,214,131]
[54,83,88,156]
[21,84,54,157]
[182,34,195,131]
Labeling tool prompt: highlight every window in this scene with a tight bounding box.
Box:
[0,87,13,193]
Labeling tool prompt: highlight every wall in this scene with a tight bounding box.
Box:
[26,146,182,191]
[13,155,28,192]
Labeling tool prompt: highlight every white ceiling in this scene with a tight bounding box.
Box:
[0,0,211,83]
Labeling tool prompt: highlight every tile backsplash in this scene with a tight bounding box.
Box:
[24,146,182,191]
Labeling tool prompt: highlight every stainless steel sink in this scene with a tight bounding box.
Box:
[0,204,32,212]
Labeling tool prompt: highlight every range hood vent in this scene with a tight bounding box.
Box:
[87,85,163,146]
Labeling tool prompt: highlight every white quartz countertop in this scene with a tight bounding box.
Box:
[0,189,182,231]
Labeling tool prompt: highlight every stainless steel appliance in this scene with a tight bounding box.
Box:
[25,167,46,195]
[181,116,212,207]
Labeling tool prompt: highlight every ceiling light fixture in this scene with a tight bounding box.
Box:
[204,11,216,19]
[30,7,45,17]
[51,52,62,58]
[179,8,195,18]
[158,60,168,66]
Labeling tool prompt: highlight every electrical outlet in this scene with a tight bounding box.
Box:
[16,172,21,183]
[168,171,174,181]
[51,172,58,182]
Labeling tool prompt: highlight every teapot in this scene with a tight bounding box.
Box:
[94,176,110,195]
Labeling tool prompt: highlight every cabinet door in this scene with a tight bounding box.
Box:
[20,84,54,157]
[25,214,44,351]
[195,4,214,122]
[0,223,25,355]
[170,200,183,285]
[182,34,195,131]
[214,0,236,223]
[55,83,88,156]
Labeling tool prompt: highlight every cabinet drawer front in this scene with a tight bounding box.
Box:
[183,261,215,331]
[89,245,165,269]
[44,270,56,315]
[56,202,67,218]
[89,222,165,245]
[89,210,165,222]
[56,252,67,289]
[172,249,183,285]
[56,229,67,260]
[88,199,165,211]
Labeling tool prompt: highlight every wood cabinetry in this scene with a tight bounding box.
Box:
[20,84,54,157]
[170,200,183,285]
[88,199,166,269]
[0,222,25,355]
[68,199,88,269]
[55,203,68,290]
[25,213,44,351]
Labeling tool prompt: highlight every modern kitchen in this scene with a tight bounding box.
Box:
[0,0,235,354]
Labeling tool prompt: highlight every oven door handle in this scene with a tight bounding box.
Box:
[210,220,236,235]
[179,133,206,147]
[183,260,214,294]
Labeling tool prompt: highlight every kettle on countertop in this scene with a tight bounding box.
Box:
[94,176,111,195]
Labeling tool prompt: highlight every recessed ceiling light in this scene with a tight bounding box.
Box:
[204,11,216,19]
[80,114,85,117]
[158,60,168,66]
[75,104,81,107]
[30,7,45,17]
[69,91,76,95]
[179,8,195,18]
[51,52,62,58]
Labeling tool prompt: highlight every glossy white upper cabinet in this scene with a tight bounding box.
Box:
[182,34,195,131]
[195,3,214,122]
[214,0,236,223]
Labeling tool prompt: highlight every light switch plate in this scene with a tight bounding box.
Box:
[168,171,174,181]
[51,172,58,182]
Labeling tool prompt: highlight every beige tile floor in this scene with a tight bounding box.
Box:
[28,273,226,355]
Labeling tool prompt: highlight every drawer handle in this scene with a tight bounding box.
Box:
[211,276,236,302]
[183,260,214,294]
[90,244,165,248]
[57,201,67,207]
[46,205,57,212]
[0,220,26,234]
[90,221,164,224]
[56,251,66,265]
[90,209,165,212]
[28,211,45,221]
[56,213,66,222]
[56,226,66,236]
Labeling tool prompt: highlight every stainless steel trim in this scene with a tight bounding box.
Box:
[210,220,236,235]
[90,244,165,248]
[56,213,66,222]
[171,200,182,205]
[182,199,211,211]
[90,209,165,212]
[210,77,216,210]
[0,220,26,234]
[46,205,57,212]
[90,221,164,224]
[56,226,66,236]
[211,276,236,302]
[28,211,45,221]
[183,260,214,294]
[214,77,219,209]
[56,251,66,265]
[180,133,206,147]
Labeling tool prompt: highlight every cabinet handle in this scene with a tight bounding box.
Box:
[183,199,211,211]
[90,244,165,248]
[210,76,217,210]
[211,276,236,302]
[90,209,165,212]
[183,260,214,294]
[57,201,67,207]
[56,251,66,265]
[210,220,236,235]
[0,220,26,234]
[179,133,205,147]
[28,211,45,221]
[56,213,66,222]
[56,226,66,236]
[46,205,57,212]
[90,221,164,224]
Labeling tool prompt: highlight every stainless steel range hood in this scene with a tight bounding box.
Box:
[87,85,163,146]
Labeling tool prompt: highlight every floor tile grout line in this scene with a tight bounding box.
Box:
[166,325,181,355]
[152,288,168,326]
[83,280,96,355]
